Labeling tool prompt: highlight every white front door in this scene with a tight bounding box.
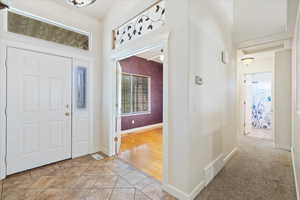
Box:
[6,47,72,175]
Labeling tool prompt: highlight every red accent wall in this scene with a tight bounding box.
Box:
[120,56,163,131]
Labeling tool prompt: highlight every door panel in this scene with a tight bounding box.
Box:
[72,59,90,158]
[7,47,72,175]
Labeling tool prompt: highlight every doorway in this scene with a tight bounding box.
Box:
[6,47,72,175]
[243,72,273,140]
[115,47,164,181]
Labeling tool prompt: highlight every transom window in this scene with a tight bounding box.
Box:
[121,73,150,115]
[7,11,90,50]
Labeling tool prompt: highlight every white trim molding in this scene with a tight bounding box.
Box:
[291,147,300,200]
[204,154,225,186]
[121,123,163,134]
[224,147,238,164]
[162,181,205,200]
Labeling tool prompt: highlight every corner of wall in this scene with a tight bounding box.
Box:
[291,147,300,200]
[162,181,205,200]
[0,158,5,180]
[204,154,225,186]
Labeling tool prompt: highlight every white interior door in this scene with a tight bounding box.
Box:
[6,47,72,175]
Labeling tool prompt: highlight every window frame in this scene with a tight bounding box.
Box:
[3,8,91,51]
[121,72,151,116]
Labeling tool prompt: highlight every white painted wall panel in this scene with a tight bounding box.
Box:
[275,50,292,150]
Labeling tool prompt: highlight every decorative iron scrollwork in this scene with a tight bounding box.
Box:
[113,1,165,49]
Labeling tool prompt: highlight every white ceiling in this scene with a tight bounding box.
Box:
[136,48,164,64]
[50,0,116,19]
[234,0,287,44]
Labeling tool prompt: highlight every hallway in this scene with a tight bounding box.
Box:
[197,136,297,200]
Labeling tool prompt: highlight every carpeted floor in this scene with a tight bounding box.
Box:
[196,136,297,200]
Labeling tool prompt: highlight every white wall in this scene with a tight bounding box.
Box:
[188,0,237,193]
[101,0,192,196]
[0,0,103,171]
[292,2,300,197]
[274,50,292,150]
[102,0,237,198]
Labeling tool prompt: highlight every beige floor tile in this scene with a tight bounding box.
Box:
[48,176,80,189]
[93,175,118,188]
[134,177,159,191]
[140,182,166,200]
[62,189,92,200]
[34,189,64,200]
[134,190,152,200]
[72,176,98,189]
[2,189,43,200]
[30,176,57,189]
[87,189,113,200]
[3,172,37,191]
[114,176,132,188]
[30,164,63,177]
[1,156,175,200]
[121,170,147,185]
[68,156,95,167]
[110,188,135,200]
[82,166,115,176]
[62,166,88,177]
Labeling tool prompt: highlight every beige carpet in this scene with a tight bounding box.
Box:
[196,136,297,200]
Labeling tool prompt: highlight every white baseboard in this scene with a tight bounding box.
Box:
[99,145,111,157]
[162,152,232,199]
[0,162,5,180]
[204,154,224,186]
[275,144,292,152]
[291,147,300,200]
[188,181,206,200]
[121,123,163,134]
[224,147,238,164]
[162,181,205,200]
[162,184,189,200]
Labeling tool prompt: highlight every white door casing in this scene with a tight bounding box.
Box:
[244,76,253,135]
[115,61,122,154]
[6,47,72,175]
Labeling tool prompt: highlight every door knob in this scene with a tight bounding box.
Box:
[65,112,70,116]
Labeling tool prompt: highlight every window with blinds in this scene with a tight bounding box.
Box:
[121,73,150,115]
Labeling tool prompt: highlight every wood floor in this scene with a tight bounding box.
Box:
[119,128,162,181]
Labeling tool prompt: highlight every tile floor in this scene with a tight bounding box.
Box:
[0,156,176,200]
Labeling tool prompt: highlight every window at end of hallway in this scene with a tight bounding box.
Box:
[121,73,150,115]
